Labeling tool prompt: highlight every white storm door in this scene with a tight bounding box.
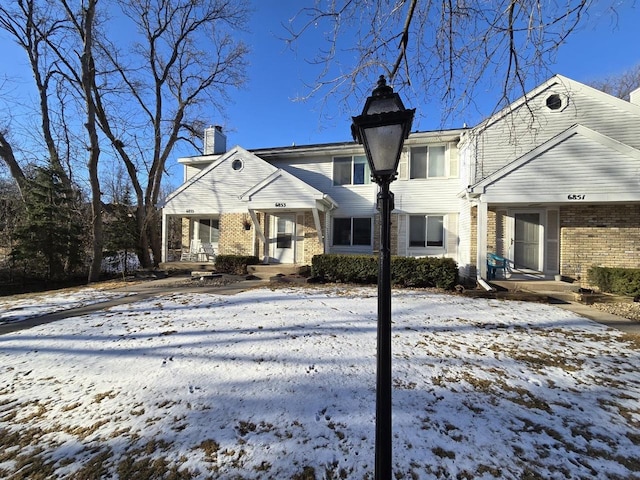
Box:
[514,212,541,271]
[274,214,296,263]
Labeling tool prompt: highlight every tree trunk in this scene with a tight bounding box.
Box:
[0,131,27,198]
[81,0,103,283]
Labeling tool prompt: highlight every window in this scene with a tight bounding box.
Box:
[197,218,219,244]
[333,155,371,185]
[410,146,446,179]
[333,217,372,246]
[409,215,444,248]
[231,159,243,171]
[546,94,562,110]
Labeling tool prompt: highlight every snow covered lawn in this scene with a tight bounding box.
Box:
[0,286,639,479]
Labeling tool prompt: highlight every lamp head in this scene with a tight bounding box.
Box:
[351,76,415,182]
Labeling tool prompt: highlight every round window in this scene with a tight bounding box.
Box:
[231,159,243,171]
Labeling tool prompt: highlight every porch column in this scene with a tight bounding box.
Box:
[161,211,168,263]
[476,199,488,279]
[248,209,268,262]
[312,208,323,244]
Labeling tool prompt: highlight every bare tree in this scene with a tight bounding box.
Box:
[0,0,74,195]
[589,63,640,101]
[285,1,617,123]
[0,0,249,275]
[92,0,250,268]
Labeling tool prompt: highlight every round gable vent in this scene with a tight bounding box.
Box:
[546,93,563,111]
[231,159,243,171]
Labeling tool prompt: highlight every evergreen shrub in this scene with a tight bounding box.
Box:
[587,266,640,296]
[311,254,458,290]
[215,255,259,275]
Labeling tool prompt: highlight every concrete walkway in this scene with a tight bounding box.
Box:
[0,275,265,336]
[492,278,640,334]
[2,275,639,335]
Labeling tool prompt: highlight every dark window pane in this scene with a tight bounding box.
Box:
[333,218,352,245]
[333,157,352,185]
[409,216,426,247]
[352,218,372,245]
[427,216,444,246]
[277,234,292,249]
[410,147,427,179]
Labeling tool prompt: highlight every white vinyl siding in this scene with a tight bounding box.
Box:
[468,80,640,182]
[480,132,640,203]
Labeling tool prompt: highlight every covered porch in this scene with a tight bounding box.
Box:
[469,124,640,283]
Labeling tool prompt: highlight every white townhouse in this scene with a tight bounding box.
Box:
[161,74,640,284]
[461,74,640,282]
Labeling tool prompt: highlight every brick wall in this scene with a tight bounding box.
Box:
[301,212,325,264]
[219,213,255,256]
[372,213,399,255]
[560,204,640,281]
[469,206,477,267]
[181,218,191,249]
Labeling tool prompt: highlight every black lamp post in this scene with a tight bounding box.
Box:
[351,75,415,480]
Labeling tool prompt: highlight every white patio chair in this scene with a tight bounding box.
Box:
[180,239,201,261]
[201,243,216,263]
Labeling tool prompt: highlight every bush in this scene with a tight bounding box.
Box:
[587,266,640,296]
[311,254,458,290]
[215,255,259,275]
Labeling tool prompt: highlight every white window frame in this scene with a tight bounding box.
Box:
[332,217,372,246]
[333,155,371,186]
[407,214,446,253]
[196,218,220,247]
[409,145,448,179]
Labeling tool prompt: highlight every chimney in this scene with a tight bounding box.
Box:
[630,87,640,107]
[203,125,227,155]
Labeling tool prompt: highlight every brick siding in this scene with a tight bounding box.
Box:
[560,204,640,281]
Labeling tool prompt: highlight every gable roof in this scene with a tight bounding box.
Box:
[239,168,337,211]
[161,145,337,213]
[468,124,640,202]
[470,74,640,138]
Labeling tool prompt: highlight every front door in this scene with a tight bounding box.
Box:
[273,214,296,263]
[514,212,541,270]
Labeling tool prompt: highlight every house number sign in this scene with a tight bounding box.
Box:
[567,194,586,200]
[275,202,287,207]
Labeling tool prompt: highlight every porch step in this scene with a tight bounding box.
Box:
[247,264,310,280]
[490,278,609,304]
[159,262,217,273]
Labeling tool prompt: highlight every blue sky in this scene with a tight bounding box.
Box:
[227,1,640,150]
[1,1,639,185]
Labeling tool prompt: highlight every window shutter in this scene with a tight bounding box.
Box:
[449,142,459,178]
[397,214,407,256]
[446,213,459,256]
[495,210,507,256]
[545,209,559,273]
[398,149,409,180]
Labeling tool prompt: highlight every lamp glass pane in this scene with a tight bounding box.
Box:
[363,124,404,174]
